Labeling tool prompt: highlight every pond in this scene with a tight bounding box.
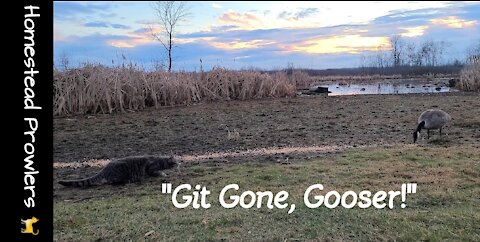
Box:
[311,80,456,96]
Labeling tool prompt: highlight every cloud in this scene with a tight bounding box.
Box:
[53,31,385,71]
[84,21,130,29]
[58,26,157,49]
[54,33,151,68]
[111,24,130,29]
[372,7,445,25]
[133,28,151,34]
[109,31,155,48]
[430,16,477,28]
[136,19,156,25]
[85,21,110,28]
[218,10,265,30]
[176,22,399,56]
[297,8,319,19]
[212,3,222,9]
[288,35,390,54]
[180,22,393,52]
[108,41,135,48]
[54,29,69,42]
[278,8,319,21]
[399,26,428,37]
[54,2,112,20]
[278,11,289,20]
[100,13,118,18]
[209,39,276,50]
[460,3,480,20]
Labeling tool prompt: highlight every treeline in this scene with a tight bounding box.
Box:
[292,37,478,77]
[362,36,456,68]
[288,65,463,77]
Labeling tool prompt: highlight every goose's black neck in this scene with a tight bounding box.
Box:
[416,121,425,133]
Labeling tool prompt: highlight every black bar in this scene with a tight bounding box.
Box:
[15,0,53,241]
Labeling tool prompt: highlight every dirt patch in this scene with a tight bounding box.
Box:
[54,144,350,168]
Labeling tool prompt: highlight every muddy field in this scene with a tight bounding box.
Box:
[54,92,480,161]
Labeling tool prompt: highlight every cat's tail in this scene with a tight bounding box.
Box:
[58,173,104,188]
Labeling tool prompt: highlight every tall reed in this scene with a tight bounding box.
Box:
[457,62,480,91]
[54,64,301,116]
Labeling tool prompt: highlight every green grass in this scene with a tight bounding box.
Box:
[54,145,480,241]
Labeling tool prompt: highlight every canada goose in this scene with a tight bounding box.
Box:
[413,109,451,143]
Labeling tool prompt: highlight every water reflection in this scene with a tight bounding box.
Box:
[314,81,453,96]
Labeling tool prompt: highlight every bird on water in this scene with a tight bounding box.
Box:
[413,109,451,143]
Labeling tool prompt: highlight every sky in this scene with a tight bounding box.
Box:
[54,1,480,71]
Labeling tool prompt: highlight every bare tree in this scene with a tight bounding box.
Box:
[375,51,387,68]
[58,51,70,70]
[436,41,449,66]
[404,42,418,66]
[466,40,480,64]
[418,41,444,67]
[374,46,390,68]
[390,35,404,67]
[151,1,189,72]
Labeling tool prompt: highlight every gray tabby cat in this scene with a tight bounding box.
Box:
[58,155,178,187]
